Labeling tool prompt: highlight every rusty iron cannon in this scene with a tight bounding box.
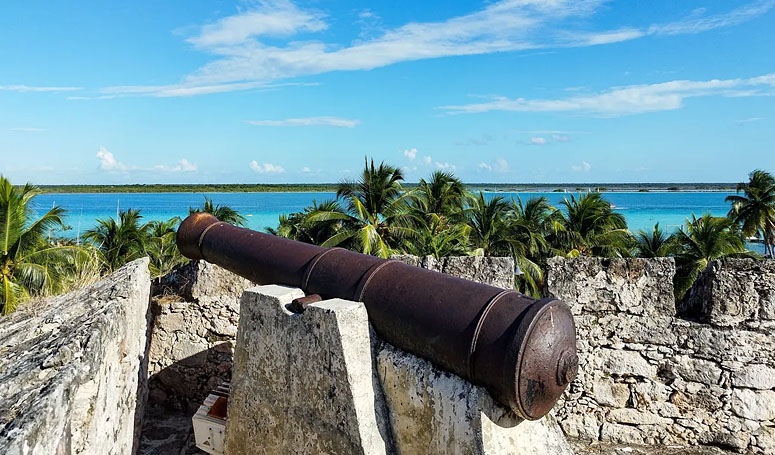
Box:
[177,212,578,421]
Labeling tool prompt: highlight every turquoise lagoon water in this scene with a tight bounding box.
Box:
[34,191,738,239]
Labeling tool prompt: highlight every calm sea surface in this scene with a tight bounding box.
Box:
[34,191,740,240]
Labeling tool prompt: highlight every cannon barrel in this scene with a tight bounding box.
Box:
[177,212,578,420]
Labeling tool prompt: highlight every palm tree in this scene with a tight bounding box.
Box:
[84,209,149,272]
[506,196,555,296]
[726,169,775,258]
[466,192,511,256]
[672,214,753,299]
[306,159,416,258]
[401,213,471,259]
[635,223,673,258]
[189,197,247,226]
[410,171,467,222]
[145,217,186,282]
[552,193,632,258]
[0,177,83,314]
[268,199,348,246]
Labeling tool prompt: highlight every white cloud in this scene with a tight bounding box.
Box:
[435,162,456,171]
[441,73,775,117]
[737,116,764,125]
[96,1,773,97]
[571,161,592,172]
[11,127,46,132]
[552,134,570,142]
[648,1,775,36]
[423,156,432,165]
[530,136,547,145]
[97,148,199,173]
[0,85,81,92]
[358,9,378,20]
[247,116,360,127]
[403,148,418,160]
[301,166,312,172]
[154,159,198,172]
[250,161,285,173]
[96,146,128,171]
[98,81,318,98]
[478,158,509,173]
[188,0,327,48]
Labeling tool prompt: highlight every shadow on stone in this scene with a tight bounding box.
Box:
[140,347,232,455]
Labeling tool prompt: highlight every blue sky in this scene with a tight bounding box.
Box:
[1,0,774,184]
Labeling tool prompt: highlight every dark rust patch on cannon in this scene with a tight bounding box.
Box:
[177,212,578,420]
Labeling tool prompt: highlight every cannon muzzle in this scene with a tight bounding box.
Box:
[177,212,578,420]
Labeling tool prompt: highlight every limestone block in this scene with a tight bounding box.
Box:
[761,290,775,320]
[755,426,775,453]
[0,259,152,455]
[671,355,722,385]
[731,364,775,389]
[592,378,629,407]
[606,409,672,426]
[161,260,253,303]
[225,285,391,455]
[597,349,656,378]
[377,344,573,455]
[600,422,644,444]
[557,413,600,441]
[730,389,775,421]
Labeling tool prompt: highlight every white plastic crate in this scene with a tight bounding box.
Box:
[192,383,229,455]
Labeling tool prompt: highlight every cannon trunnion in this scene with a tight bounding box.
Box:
[177,212,578,420]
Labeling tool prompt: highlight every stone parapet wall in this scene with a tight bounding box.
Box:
[682,259,775,329]
[148,260,253,411]
[0,259,152,455]
[393,255,515,289]
[547,257,775,454]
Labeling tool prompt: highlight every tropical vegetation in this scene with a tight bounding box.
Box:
[2,164,772,315]
[0,176,100,314]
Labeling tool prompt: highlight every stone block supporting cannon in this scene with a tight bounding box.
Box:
[177,212,578,421]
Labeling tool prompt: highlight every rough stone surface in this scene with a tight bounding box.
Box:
[393,254,515,289]
[148,260,253,412]
[683,259,775,327]
[225,285,392,455]
[0,259,152,455]
[378,343,573,455]
[226,285,571,454]
[547,257,775,455]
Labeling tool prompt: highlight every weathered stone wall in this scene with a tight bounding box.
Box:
[0,259,152,455]
[393,254,515,289]
[547,257,775,454]
[226,285,572,455]
[148,260,253,411]
[683,259,775,329]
